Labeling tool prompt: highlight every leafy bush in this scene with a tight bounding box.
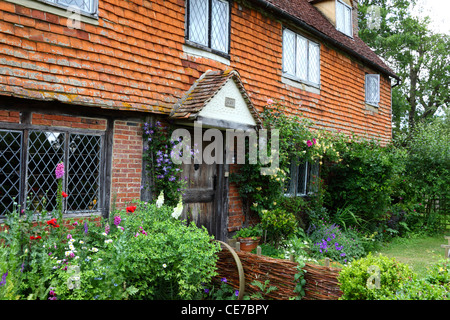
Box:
[260,207,298,248]
[111,202,220,300]
[338,253,416,300]
[379,259,450,300]
[323,139,403,230]
[307,221,365,264]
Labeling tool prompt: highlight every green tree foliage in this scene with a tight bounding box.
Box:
[358,0,450,134]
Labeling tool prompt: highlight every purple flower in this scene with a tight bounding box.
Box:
[235,290,239,297]
[114,216,121,227]
[84,221,88,234]
[105,224,110,234]
[221,277,227,283]
[0,272,8,287]
[55,162,65,179]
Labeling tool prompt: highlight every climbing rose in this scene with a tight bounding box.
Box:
[61,192,68,198]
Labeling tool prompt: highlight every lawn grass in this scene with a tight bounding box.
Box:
[373,233,449,278]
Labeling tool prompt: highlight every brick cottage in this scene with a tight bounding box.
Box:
[0,0,398,240]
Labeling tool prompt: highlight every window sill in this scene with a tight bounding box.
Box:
[183,41,231,66]
[281,74,321,95]
[365,103,379,113]
[4,0,99,26]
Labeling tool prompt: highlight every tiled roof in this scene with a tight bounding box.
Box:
[170,69,263,126]
[250,0,398,79]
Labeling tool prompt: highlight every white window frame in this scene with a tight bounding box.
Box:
[365,74,381,107]
[282,28,321,87]
[186,0,230,55]
[336,0,353,37]
[37,0,98,17]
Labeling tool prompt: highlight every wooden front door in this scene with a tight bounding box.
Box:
[180,132,228,241]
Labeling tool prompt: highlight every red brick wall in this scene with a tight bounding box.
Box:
[110,120,143,209]
[0,110,20,123]
[0,0,392,144]
[31,113,107,130]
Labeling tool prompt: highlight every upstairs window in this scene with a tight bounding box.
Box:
[365,74,380,106]
[336,0,353,37]
[39,0,98,16]
[187,0,230,54]
[282,29,320,86]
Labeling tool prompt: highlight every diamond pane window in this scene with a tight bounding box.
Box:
[0,127,104,216]
[187,0,230,54]
[27,131,65,213]
[67,134,101,212]
[282,29,321,85]
[0,130,22,215]
[336,0,353,37]
[365,74,380,106]
[38,0,97,15]
[211,0,229,53]
[282,29,296,76]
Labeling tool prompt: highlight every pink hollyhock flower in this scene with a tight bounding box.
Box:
[307,140,313,147]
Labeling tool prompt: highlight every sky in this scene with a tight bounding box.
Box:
[413,0,450,34]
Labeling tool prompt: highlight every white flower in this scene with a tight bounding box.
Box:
[91,247,98,253]
[105,239,113,244]
[162,263,167,268]
[156,191,164,208]
[102,232,107,236]
[171,198,183,219]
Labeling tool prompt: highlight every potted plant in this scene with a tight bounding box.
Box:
[234,224,263,252]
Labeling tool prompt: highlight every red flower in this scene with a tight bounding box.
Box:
[30,235,42,240]
[126,206,137,213]
[62,192,68,198]
[30,236,35,240]
[46,218,60,228]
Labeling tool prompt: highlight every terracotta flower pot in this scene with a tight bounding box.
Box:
[238,237,261,252]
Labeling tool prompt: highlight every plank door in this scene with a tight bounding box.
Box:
[180,132,227,241]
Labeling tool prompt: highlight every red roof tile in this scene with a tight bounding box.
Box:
[249,0,398,79]
[170,69,262,126]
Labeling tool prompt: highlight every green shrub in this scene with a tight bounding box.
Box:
[323,139,403,230]
[112,202,220,300]
[260,207,298,248]
[379,278,450,300]
[338,253,416,300]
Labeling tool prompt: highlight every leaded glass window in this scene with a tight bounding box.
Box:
[37,0,98,16]
[187,0,230,54]
[0,127,104,217]
[282,29,321,86]
[0,130,22,214]
[336,0,353,37]
[365,74,380,106]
